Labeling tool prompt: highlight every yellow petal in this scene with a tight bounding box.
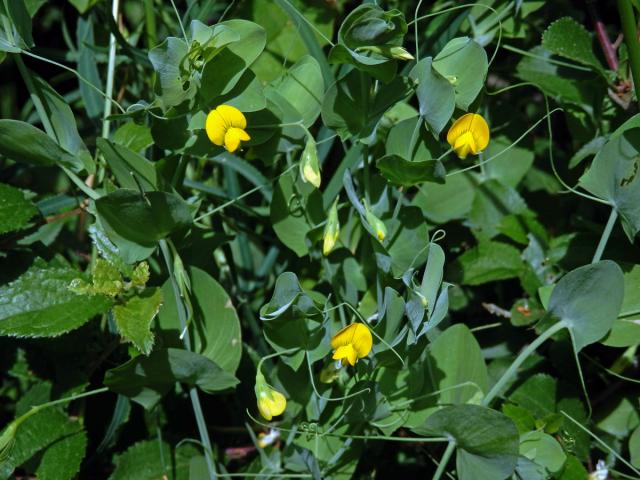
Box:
[205,109,227,146]
[257,391,273,421]
[269,390,286,417]
[216,104,247,129]
[332,344,353,361]
[447,113,490,158]
[224,127,249,152]
[331,323,358,349]
[351,323,373,358]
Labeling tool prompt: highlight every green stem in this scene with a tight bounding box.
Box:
[159,240,217,480]
[618,0,640,105]
[592,208,618,263]
[482,321,565,407]
[144,0,157,47]
[433,441,456,480]
[11,387,109,429]
[102,0,120,139]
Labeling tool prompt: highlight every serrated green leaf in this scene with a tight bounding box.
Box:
[455,240,525,285]
[36,428,87,480]
[113,287,162,355]
[0,182,37,234]
[0,259,112,337]
[109,440,171,480]
[542,17,601,70]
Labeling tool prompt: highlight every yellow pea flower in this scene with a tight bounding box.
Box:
[331,323,373,366]
[255,371,286,421]
[205,105,251,153]
[323,200,340,256]
[446,113,490,159]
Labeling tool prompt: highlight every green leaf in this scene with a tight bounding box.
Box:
[483,136,535,187]
[428,324,489,404]
[200,20,266,103]
[113,288,162,355]
[328,4,406,82]
[509,373,556,418]
[0,120,81,171]
[95,189,193,247]
[76,17,103,118]
[36,428,87,480]
[104,348,239,409]
[455,240,524,285]
[376,154,446,187]
[548,260,624,351]
[4,0,33,48]
[109,440,171,480]
[270,172,322,257]
[579,129,640,241]
[415,405,519,480]
[409,57,455,135]
[30,74,92,169]
[541,17,601,70]
[603,264,640,347]
[112,122,154,152]
[321,70,411,140]
[433,37,487,110]
[0,182,37,234]
[596,397,639,438]
[0,258,112,337]
[630,425,640,468]
[516,46,601,108]
[272,0,335,87]
[519,431,567,474]
[412,173,475,224]
[159,267,242,373]
[97,138,157,190]
[148,37,192,109]
[0,383,86,480]
[380,206,430,278]
[271,55,324,127]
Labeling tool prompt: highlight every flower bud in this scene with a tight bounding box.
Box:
[363,200,387,242]
[255,371,287,421]
[300,136,321,188]
[322,200,340,256]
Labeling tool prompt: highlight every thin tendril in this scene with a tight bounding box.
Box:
[194,164,296,222]
[169,0,188,43]
[20,50,125,114]
[446,107,564,177]
[306,352,371,402]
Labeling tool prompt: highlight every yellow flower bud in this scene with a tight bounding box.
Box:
[364,200,387,242]
[446,113,490,159]
[205,105,251,153]
[300,136,321,188]
[331,323,373,366]
[322,200,340,256]
[255,371,286,421]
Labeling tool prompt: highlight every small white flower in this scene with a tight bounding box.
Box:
[258,428,280,448]
[588,459,608,480]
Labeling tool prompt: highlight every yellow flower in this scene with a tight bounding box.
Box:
[323,200,340,256]
[446,113,490,159]
[331,323,373,366]
[205,105,251,153]
[255,372,286,421]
